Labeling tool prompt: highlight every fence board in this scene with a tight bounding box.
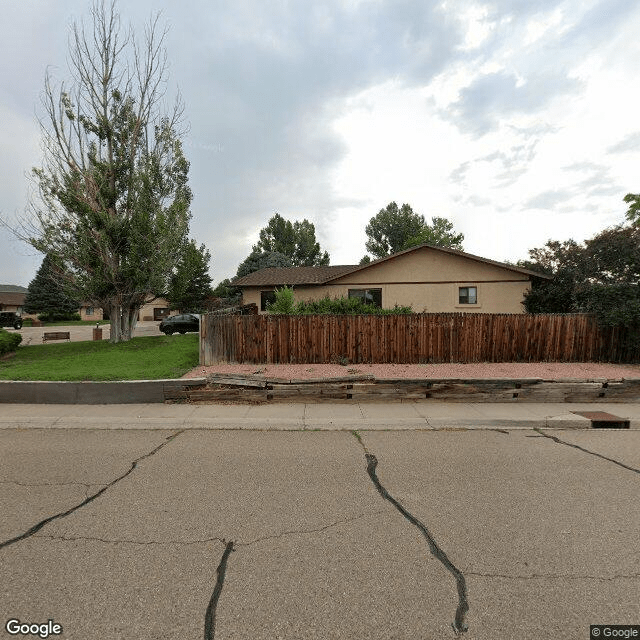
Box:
[200,313,640,365]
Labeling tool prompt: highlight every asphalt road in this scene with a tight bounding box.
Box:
[1,426,638,639]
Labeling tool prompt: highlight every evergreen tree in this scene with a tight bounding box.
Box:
[166,240,213,312]
[24,254,80,321]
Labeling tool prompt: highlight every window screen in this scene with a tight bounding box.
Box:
[348,288,382,307]
[458,286,477,304]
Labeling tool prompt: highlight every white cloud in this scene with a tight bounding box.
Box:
[1,0,640,286]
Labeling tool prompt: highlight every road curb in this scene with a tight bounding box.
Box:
[0,378,207,404]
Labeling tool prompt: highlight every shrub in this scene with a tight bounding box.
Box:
[0,328,22,356]
[267,290,412,315]
[37,312,82,322]
[266,286,296,314]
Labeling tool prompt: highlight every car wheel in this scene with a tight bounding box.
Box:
[164,328,174,335]
[179,330,186,334]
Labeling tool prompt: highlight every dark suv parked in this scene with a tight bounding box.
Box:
[159,313,199,335]
[0,312,23,330]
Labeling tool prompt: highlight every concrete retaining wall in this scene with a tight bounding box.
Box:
[0,378,206,404]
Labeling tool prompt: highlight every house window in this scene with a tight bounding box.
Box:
[260,290,276,311]
[459,286,477,304]
[86,307,94,316]
[348,288,382,307]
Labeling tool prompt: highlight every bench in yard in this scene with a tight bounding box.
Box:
[42,331,71,342]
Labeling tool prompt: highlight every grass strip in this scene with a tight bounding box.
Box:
[0,334,199,381]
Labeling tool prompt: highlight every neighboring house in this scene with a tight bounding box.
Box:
[138,299,177,321]
[1,285,175,321]
[0,285,38,319]
[233,244,551,314]
[80,298,178,321]
[79,304,103,321]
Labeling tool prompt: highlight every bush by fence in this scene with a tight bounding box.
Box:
[200,312,640,365]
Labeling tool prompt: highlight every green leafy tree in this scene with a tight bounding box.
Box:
[519,240,585,313]
[624,192,640,225]
[253,213,330,266]
[577,225,640,326]
[359,255,372,265]
[166,240,212,312]
[522,226,640,325]
[24,254,81,321]
[403,216,464,251]
[235,250,293,279]
[365,202,425,259]
[15,1,192,342]
[211,278,241,301]
[364,203,463,258]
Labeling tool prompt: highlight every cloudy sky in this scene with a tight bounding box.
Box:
[1,0,639,287]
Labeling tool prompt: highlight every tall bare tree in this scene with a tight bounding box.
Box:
[16,0,192,342]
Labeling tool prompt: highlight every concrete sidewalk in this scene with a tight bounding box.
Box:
[1,401,639,430]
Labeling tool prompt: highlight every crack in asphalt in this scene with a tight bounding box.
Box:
[351,432,469,634]
[0,480,101,487]
[0,430,185,550]
[33,511,385,548]
[204,540,234,640]
[237,510,385,547]
[33,534,227,546]
[533,428,640,475]
[467,570,640,581]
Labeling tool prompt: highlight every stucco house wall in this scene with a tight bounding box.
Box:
[239,245,537,314]
[79,298,177,321]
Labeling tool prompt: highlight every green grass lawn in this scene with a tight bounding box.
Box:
[0,334,199,381]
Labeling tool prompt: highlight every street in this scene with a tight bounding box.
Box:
[1,423,639,639]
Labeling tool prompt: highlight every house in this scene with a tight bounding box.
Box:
[0,285,36,318]
[80,298,177,321]
[1,285,175,321]
[233,244,551,314]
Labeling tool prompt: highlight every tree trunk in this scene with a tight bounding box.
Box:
[109,303,140,343]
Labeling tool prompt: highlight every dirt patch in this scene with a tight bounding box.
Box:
[182,361,640,381]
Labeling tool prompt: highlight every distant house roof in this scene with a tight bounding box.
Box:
[0,293,26,306]
[233,244,551,287]
[0,284,28,293]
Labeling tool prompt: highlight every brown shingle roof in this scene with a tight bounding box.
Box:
[233,244,551,287]
[0,292,26,306]
[234,265,358,287]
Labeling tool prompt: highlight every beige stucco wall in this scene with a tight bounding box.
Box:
[78,298,177,322]
[242,247,532,314]
[138,299,177,321]
[80,306,103,321]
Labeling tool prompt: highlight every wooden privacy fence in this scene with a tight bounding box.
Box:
[200,313,640,365]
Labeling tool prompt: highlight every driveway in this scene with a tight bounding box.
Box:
[7,320,164,345]
[1,422,638,639]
